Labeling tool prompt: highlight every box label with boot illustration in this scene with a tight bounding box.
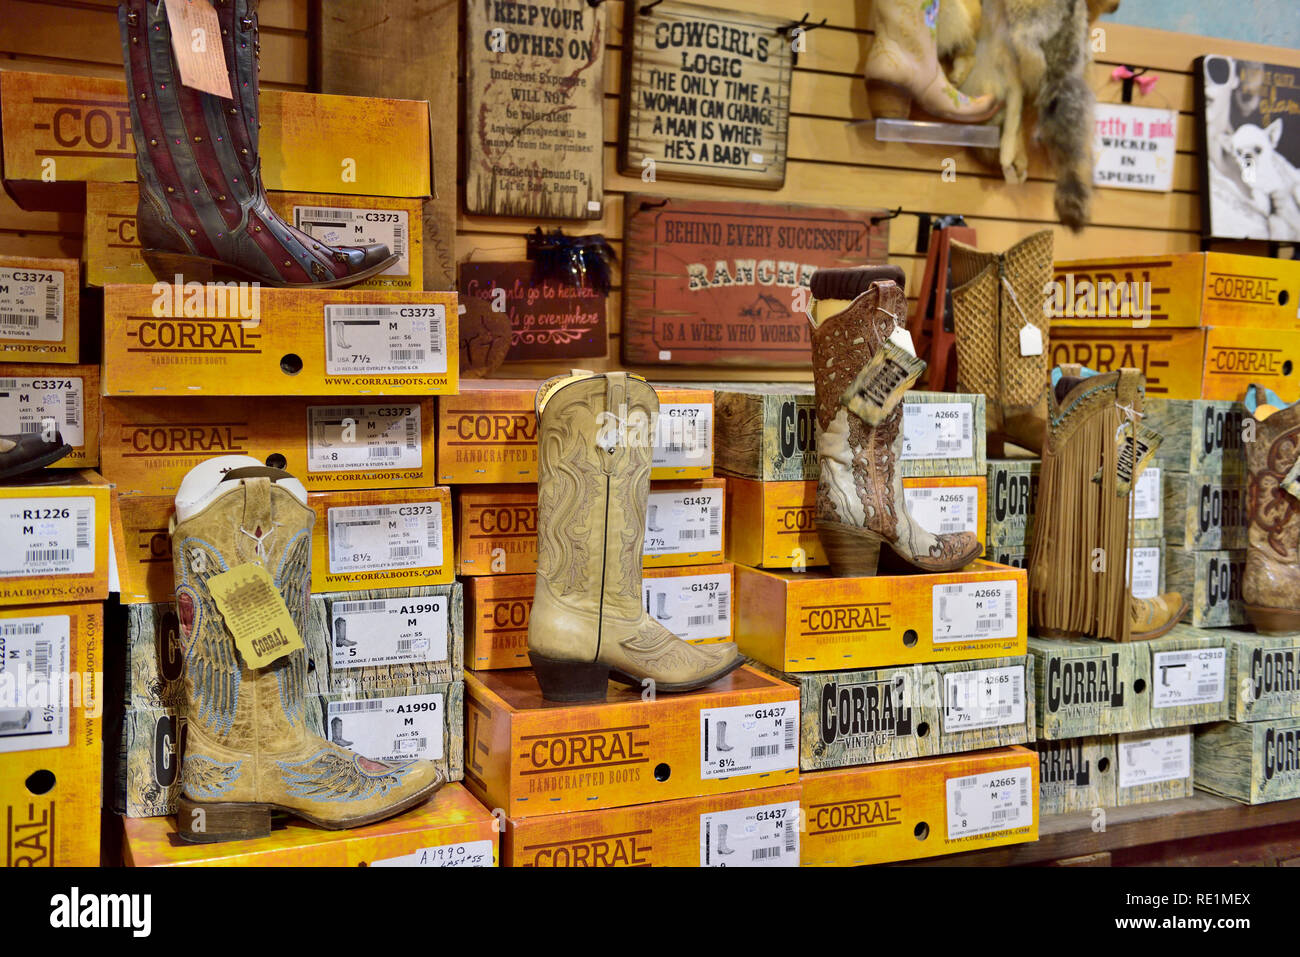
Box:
[0,257,79,363]
[309,487,453,593]
[1115,728,1194,806]
[1138,628,1229,729]
[0,365,98,468]
[0,471,111,606]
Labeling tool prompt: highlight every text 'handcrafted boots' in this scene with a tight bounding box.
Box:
[809,266,983,577]
[170,455,441,843]
[119,0,396,287]
[1243,384,1300,635]
[528,372,744,701]
[950,230,1053,455]
[1028,366,1187,641]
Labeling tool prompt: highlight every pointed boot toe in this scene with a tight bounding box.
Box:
[1129,593,1189,641]
[0,430,73,481]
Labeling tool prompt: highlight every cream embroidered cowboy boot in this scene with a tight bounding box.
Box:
[950,230,1053,455]
[170,455,441,842]
[865,0,998,121]
[810,266,983,576]
[1243,384,1300,635]
[528,372,744,701]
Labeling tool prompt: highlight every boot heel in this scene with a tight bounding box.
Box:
[529,652,611,703]
[142,249,217,284]
[867,80,912,119]
[1247,605,1300,637]
[818,523,882,578]
[176,797,273,844]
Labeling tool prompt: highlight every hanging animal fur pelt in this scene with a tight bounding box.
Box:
[526,228,617,294]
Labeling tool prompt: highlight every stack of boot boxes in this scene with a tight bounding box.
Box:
[445,381,733,673]
[1029,625,1232,815]
[1195,628,1300,805]
[713,384,989,571]
[1149,398,1250,628]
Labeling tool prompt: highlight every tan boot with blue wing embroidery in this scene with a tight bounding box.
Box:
[170,455,441,843]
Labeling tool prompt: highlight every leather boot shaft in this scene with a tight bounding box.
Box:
[1243,394,1300,629]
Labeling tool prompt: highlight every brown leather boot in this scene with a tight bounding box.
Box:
[170,456,441,843]
[1243,384,1300,635]
[1129,594,1189,641]
[528,372,743,701]
[809,267,983,576]
[120,0,396,287]
[950,231,1053,455]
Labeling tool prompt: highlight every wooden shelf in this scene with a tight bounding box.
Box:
[900,791,1300,866]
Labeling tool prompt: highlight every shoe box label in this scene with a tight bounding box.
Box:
[904,483,981,537]
[902,401,974,462]
[327,501,443,574]
[932,580,1018,644]
[330,596,449,671]
[294,206,411,277]
[1132,466,1161,520]
[0,496,95,578]
[323,304,446,377]
[644,486,723,557]
[0,374,84,448]
[1127,545,1162,600]
[1151,648,1226,710]
[1118,729,1191,789]
[0,267,63,342]
[652,402,713,473]
[371,838,495,868]
[325,691,445,762]
[941,665,1026,733]
[946,765,1034,840]
[643,570,731,643]
[306,404,423,472]
[699,701,799,780]
[698,799,800,867]
[0,614,70,753]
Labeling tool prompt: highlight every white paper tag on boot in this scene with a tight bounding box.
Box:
[163,0,233,98]
[1019,324,1044,357]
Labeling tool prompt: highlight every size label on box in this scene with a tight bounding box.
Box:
[700,701,798,780]
[0,615,70,754]
[653,403,713,470]
[1118,731,1191,788]
[946,766,1033,839]
[1127,546,1161,600]
[323,305,446,376]
[644,571,731,641]
[327,502,443,574]
[306,404,422,472]
[0,268,63,341]
[0,497,94,578]
[904,485,980,536]
[699,800,800,867]
[1132,467,1161,520]
[902,402,973,460]
[0,377,83,447]
[330,596,448,670]
[371,839,494,868]
[942,665,1026,732]
[1151,649,1225,708]
[293,206,409,276]
[932,580,1018,644]
[643,488,723,555]
[325,692,444,762]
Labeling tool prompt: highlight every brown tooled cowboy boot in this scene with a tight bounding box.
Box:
[809,266,983,576]
[120,0,396,287]
[950,231,1053,455]
[1243,384,1300,635]
[170,455,441,842]
[1029,365,1187,641]
[528,372,744,701]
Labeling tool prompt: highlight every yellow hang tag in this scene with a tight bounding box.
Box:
[206,563,304,669]
[164,0,234,98]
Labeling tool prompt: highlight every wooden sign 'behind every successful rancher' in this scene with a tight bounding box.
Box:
[620,0,793,188]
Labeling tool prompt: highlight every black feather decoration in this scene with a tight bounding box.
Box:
[526,228,617,295]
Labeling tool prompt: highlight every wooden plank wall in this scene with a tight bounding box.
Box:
[3,0,1300,382]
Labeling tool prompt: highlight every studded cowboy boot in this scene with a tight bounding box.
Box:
[0,427,72,481]
[1243,385,1300,635]
[170,455,441,842]
[528,372,744,701]
[809,266,983,577]
[1029,366,1186,641]
[950,230,1053,455]
[865,0,997,121]
[119,0,396,287]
